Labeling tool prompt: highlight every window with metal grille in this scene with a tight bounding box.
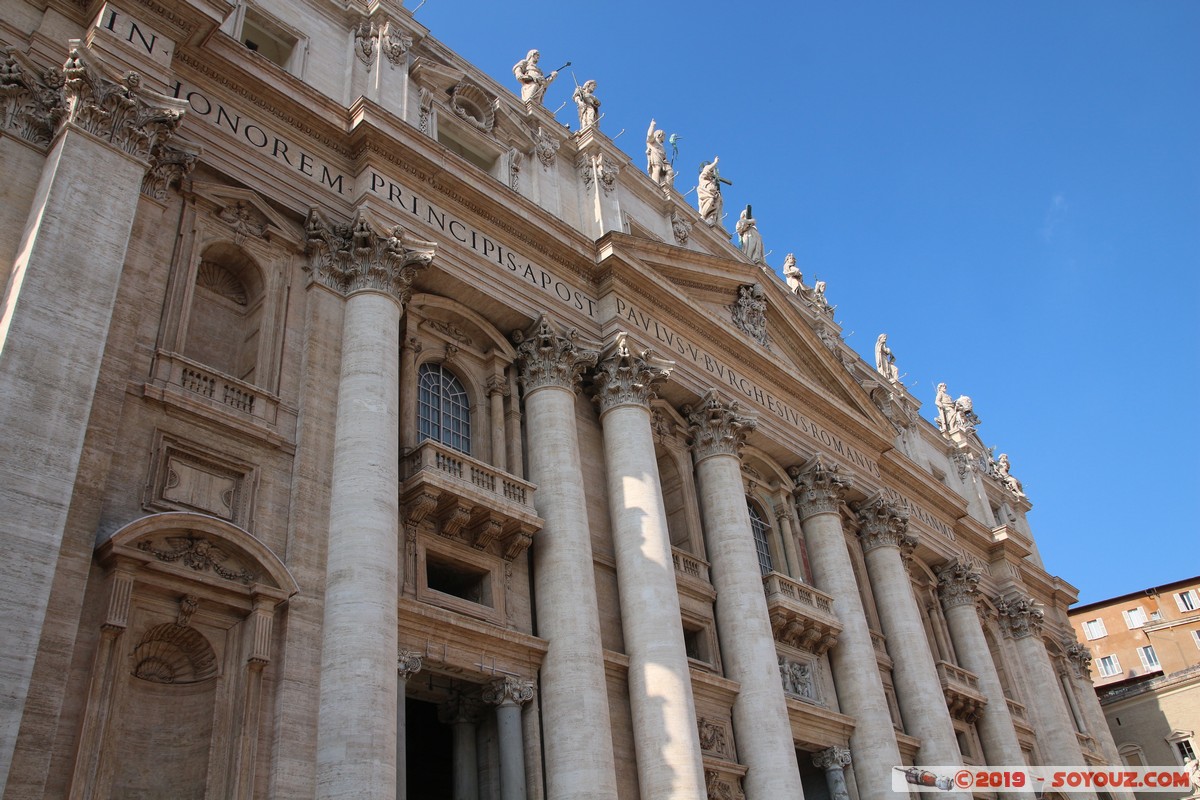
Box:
[747,501,773,576]
[418,363,471,454]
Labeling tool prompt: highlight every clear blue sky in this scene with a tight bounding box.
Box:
[412,1,1200,605]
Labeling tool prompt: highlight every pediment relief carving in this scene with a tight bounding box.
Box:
[191,181,304,249]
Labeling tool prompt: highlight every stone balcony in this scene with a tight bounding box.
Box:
[143,350,294,442]
[762,571,841,654]
[400,440,542,561]
[1006,698,1035,736]
[935,660,987,723]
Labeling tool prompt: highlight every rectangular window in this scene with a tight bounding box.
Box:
[1137,645,1160,670]
[1192,630,1200,649]
[1097,654,1121,677]
[1178,740,1196,763]
[1176,590,1199,612]
[1083,619,1107,640]
[1122,607,1147,628]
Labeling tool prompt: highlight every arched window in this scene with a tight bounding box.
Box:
[418,363,471,454]
[747,501,774,575]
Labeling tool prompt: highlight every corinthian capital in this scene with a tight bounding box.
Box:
[936,559,982,610]
[855,496,915,554]
[304,208,436,302]
[1064,640,1093,678]
[482,675,535,707]
[512,313,600,394]
[682,389,756,462]
[789,455,849,521]
[61,44,186,161]
[0,46,67,147]
[591,332,673,414]
[812,745,852,770]
[994,595,1044,640]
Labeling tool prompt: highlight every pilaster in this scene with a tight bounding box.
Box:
[0,43,184,791]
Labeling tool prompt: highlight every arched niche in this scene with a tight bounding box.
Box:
[183,241,267,384]
[70,513,297,800]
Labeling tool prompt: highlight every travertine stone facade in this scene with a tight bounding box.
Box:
[0,2,1116,799]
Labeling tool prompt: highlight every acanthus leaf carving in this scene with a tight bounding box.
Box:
[0,46,67,147]
[682,389,756,461]
[854,496,915,555]
[936,559,982,610]
[512,313,600,394]
[141,139,199,200]
[304,207,437,301]
[61,44,185,161]
[789,455,849,520]
[591,332,673,414]
[994,595,1044,640]
[481,675,535,707]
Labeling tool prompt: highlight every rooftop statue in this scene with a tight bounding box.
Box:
[512,49,558,105]
[698,158,731,227]
[874,333,899,382]
[735,206,764,265]
[782,253,803,293]
[994,454,1025,497]
[646,119,675,187]
[934,382,979,434]
[573,80,600,130]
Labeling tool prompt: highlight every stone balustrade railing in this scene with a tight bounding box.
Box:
[671,547,710,584]
[150,350,281,426]
[762,571,840,654]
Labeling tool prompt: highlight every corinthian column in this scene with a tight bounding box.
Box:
[1064,643,1134,800]
[592,334,705,799]
[0,44,186,789]
[855,498,965,794]
[790,458,901,799]
[482,677,535,800]
[995,597,1091,794]
[812,746,853,800]
[513,315,618,800]
[936,562,1033,799]
[309,210,435,800]
[684,391,803,800]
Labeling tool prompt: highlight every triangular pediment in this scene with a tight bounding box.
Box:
[597,233,894,434]
[191,181,303,247]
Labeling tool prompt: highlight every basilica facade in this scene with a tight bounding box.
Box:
[0,1,1125,798]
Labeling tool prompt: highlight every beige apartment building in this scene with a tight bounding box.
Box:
[1069,578,1200,789]
[0,1,1130,798]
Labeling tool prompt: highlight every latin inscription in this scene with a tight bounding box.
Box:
[365,173,597,318]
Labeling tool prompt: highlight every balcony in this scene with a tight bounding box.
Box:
[144,351,289,439]
[400,440,542,561]
[762,572,841,654]
[935,660,987,723]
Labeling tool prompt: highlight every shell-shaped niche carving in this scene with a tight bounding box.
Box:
[132,622,219,684]
[197,260,248,305]
[450,81,495,132]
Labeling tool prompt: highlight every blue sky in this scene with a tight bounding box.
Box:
[412,2,1200,604]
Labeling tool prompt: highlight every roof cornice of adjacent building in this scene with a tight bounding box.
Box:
[1069,575,1200,615]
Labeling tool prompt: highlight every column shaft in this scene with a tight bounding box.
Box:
[316,291,401,800]
[796,506,901,798]
[525,383,617,799]
[600,403,706,798]
[452,718,478,800]
[861,550,962,764]
[694,453,802,799]
[495,703,526,800]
